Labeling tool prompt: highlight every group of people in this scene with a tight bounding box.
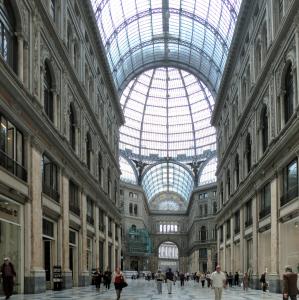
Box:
[92,267,127,299]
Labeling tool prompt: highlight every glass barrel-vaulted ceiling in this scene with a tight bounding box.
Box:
[120,67,216,159]
[92,0,242,94]
[142,162,194,203]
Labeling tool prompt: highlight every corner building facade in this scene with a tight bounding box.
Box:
[0,0,123,294]
[212,0,299,293]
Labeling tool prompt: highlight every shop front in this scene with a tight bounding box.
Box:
[0,195,23,294]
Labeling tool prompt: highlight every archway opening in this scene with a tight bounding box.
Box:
[158,242,179,272]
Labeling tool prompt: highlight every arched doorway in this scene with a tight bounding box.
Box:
[158,241,179,272]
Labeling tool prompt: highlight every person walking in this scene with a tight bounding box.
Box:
[165,268,174,294]
[200,273,206,287]
[1,257,16,300]
[260,272,267,292]
[234,271,239,286]
[227,272,233,287]
[179,272,185,287]
[112,267,126,300]
[104,267,112,290]
[282,266,298,300]
[210,265,227,300]
[206,272,211,288]
[94,268,103,291]
[155,270,164,294]
[242,272,249,291]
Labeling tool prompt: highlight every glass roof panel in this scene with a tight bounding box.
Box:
[199,156,217,186]
[92,0,243,93]
[142,162,194,202]
[119,67,216,160]
[119,156,137,184]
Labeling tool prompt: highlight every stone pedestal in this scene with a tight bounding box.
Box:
[250,274,260,289]
[79,271,90,286]
[62,271,73,289]
[268,274,281,293]
[24,270,46,294]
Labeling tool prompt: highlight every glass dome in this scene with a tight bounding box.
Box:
[120,67,216,160]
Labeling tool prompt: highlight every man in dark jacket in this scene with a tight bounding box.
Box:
[165,268,174,294]
[1,257,16,299]
[283,266,298,300]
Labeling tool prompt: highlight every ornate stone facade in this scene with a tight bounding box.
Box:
[212,0,299,293]
[0,0,123,294]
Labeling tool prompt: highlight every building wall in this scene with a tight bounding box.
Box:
[0,0,123,294]
[212,0,299,292]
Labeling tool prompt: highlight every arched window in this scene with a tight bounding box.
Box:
[73,41,79,72]
[234,154,240,187]
[69,103,76,150]
[107,168,111,197]
[67,23,72,52]
[200,226,207,242]
[50,0,56,21]
[114,180,117,204]
[284,64,294,124]
[261,105,268,153]
[245,134,252,173]
[226,169,231,197]
[44,62,54,122]
[86,132,92,170]
[0,0,17,70]
[129,203,133,214]
[213,202,217,214]
[204,204,208,216]
[134,204,138,215]
[255,41,262,75]
[98,152,102,185]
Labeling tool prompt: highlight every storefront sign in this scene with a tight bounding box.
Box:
[53,265,62,282]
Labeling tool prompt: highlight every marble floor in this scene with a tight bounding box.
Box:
[7,280,283,300]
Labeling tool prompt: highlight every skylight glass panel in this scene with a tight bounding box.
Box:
[199,156,217,186]
[119,156,137,184]
[93,0,243,93]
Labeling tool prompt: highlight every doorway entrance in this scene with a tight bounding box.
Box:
[158,241,179,272]
[43,239,52,289]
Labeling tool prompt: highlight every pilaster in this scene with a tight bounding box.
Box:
[112,221,116,271]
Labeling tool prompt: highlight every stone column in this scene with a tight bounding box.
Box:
[25,140,45,293]
[279,91,286,129]
[40,66,44,106]
[61,173,72,288]
[223,223,227,270]
[230,218,234,273]
[23,42,29,89]
[95,207,100,268]
[117,226,121,268]
[104,215,109,269]
[111,221,116,271]
[17,33,24,82]
[52,90,58,128]
[79,192,89,286]
[269,176,280,292]
[207,249,212,272]
[251,194,259,288]
[240,207,245,273]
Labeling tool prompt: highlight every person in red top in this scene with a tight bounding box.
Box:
[112,267,127,300]
[1,257,16,300]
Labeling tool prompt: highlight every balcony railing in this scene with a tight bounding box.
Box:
[43,183,60,202]
[234,227,240,235]
[259,206,271,219]
[280,186,298,207]
[69,203,80,216]
[87,215,94,225]
[0,150,27,181]
[245,218,253,228]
